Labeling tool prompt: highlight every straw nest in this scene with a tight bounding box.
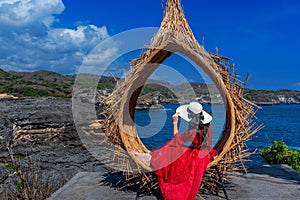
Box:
[99,0,262,193]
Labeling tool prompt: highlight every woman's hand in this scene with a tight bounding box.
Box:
[172,112,179,135]
[172,112,179,124]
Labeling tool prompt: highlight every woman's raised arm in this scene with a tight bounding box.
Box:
[172,112,179,136]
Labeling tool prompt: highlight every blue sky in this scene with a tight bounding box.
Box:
[0,0,299,90]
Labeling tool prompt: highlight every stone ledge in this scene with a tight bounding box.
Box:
[203,164,300,200]
[48,164,300,200]
[48,171,157,200]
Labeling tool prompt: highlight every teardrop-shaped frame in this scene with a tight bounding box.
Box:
[102,0,261,190]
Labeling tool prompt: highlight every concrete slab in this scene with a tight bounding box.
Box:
[48,171,130,200]
[202,164,300,200]
[48,164,300,200]
[48,171,157,200]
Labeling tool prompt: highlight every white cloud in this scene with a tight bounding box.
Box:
[0,0,114,74]
[78,47,119,75]
[46,25,109,48]
[0,0,64,27]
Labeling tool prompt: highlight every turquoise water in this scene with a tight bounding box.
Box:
[135,104,300,165]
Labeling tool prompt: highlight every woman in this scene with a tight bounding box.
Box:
[135,102,218,200]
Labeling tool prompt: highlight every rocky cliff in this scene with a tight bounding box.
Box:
[0,97,80,148]
[0,97,118,198]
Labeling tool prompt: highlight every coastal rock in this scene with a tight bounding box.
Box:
[245,89,300,105]
[277,95,300,104]
[0,116,13,151]
[0,97,120,198]
[0,97,81,147]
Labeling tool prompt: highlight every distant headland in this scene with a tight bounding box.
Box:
[1,68,299,105]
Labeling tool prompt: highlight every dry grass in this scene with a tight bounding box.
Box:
[0,143,66,200]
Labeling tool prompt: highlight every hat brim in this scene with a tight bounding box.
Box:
[176,105,212,124]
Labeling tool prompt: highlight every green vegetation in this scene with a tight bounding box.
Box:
[244,89,275,102]
[14,87,50,96]
[0,69,299,102]
[141,86,158,95]
[0,70,74,98]
[4,162,17,170]
[97,82,115,90]
[16,182,24,191]
[141,85,176,99]
[259,140,300,172]
[13,155,26,160]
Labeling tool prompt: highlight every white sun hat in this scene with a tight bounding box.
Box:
[176,102,212,124]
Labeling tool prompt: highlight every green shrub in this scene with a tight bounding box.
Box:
[16,182,24,191]
[259,140,300,172]
[14,87,50,97]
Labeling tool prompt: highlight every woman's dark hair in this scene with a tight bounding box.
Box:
[188,112,210,147]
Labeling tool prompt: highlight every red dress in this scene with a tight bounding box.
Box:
[150,126,218,200]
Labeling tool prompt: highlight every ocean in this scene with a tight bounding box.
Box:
[135,104,300,166]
